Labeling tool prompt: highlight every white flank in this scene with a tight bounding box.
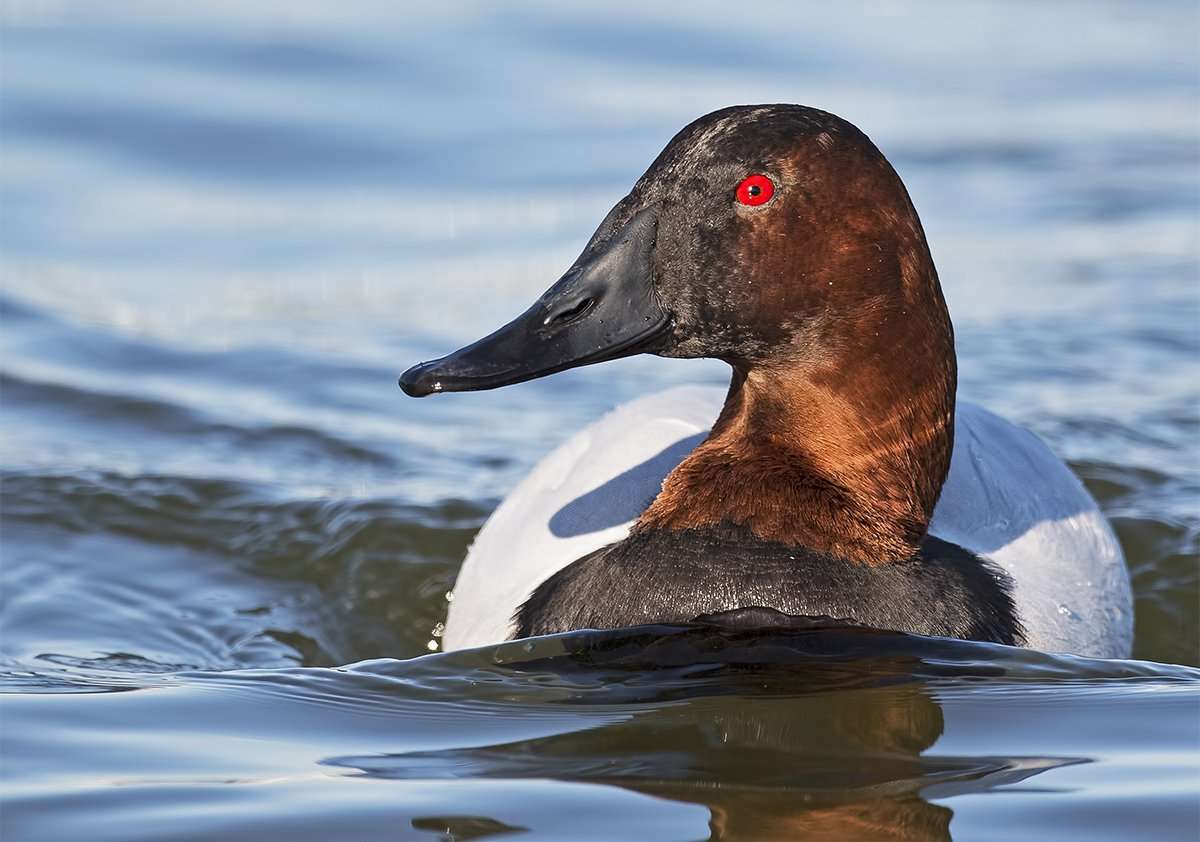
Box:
[444,385,1132,658]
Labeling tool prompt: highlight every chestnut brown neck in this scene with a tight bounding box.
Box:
[637,296,956,565]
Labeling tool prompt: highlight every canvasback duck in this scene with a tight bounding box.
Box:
[400,104,1133,659]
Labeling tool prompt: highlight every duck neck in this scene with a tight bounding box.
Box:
[637,329,956,565]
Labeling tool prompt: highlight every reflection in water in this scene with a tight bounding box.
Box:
[329,623,1083,841]
[410,815,528,840]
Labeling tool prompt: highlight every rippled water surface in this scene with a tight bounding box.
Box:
[2,2,1198,840]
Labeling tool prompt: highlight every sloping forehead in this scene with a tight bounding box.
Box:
[641,104,855,183]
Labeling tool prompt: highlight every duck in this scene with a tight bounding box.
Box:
[400,104,1133,659]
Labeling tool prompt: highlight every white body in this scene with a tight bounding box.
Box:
[444,385,1133,658]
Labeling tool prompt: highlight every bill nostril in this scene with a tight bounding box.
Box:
[544,297,595,328]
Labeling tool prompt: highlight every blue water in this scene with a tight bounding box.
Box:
[2,3,1198,839]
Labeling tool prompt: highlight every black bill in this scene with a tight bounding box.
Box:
[399,204,669,396]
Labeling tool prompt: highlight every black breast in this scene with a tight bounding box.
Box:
[513,523,1024,646]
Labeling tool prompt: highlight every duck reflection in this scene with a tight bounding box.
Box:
[329,621,1079,841]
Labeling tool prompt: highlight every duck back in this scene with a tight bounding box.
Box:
[443,385,1132,658]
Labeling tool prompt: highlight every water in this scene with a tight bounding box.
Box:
[1,2,1198,839]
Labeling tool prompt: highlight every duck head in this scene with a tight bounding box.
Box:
[401,104,956,563]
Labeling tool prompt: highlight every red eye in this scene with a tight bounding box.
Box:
[735,174,774,206]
